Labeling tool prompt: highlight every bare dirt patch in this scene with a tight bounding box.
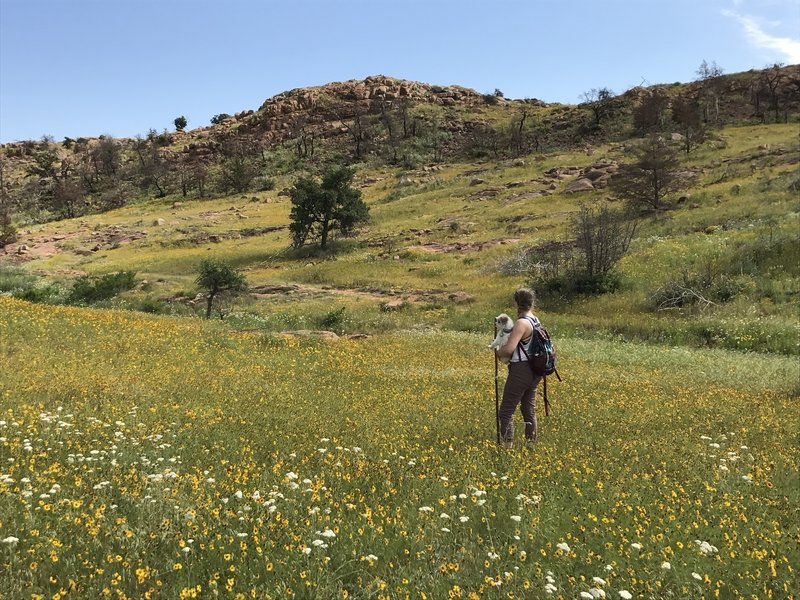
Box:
[2,224,148,262]
[247,283,474,306]
[404,238,520,254]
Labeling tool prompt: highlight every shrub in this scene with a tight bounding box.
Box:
[68,271,137,304]
[135,297,166,314]
[0,267,35,293]
[254,176,276,191]
[13,284,64,304]
[319,306,347,333]
[0,210,17,248]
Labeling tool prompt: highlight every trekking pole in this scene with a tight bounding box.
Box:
[494,322,500,444]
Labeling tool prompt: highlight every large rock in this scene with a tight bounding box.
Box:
[564,178,595,194]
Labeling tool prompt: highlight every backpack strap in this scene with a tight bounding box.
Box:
[543,375,550,417]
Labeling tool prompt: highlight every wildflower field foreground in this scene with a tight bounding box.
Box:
[0,297,798,599]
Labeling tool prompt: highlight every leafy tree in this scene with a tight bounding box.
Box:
[580,87,620,126]
[174,116,188,131]
[217,137,259,193]
[671,93,705,153]
[610,135,686,210]
[91,136,121,178]
[210,113,231,125]
[289,166,369,250]
[632,89,670,134]
[133,130,168,197]
[195,259,247,319]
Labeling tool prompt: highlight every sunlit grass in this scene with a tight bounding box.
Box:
[1,297,797,598]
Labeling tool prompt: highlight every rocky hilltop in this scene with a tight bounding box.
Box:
[1,66,797,228]
[191,75,494,147]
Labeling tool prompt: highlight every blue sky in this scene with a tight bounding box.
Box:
[1,0,798,143]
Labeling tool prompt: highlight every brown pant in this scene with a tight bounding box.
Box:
[499,362,541,442]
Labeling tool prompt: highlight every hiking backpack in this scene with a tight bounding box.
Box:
[518,316,561,415]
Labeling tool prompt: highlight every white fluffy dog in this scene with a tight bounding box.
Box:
[489,313,514,363]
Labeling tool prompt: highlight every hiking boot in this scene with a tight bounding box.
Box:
[524,439,537,451]
[500,440,514,450]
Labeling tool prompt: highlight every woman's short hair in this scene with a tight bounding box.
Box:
[514,288,536,311]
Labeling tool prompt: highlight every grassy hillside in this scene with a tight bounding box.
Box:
[2,122,798,355]
[0,297,798,598]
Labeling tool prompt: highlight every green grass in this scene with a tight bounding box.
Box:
[8,122,798,354]
[0,297,797,598]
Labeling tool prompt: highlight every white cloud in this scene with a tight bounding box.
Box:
[723,9,800,62]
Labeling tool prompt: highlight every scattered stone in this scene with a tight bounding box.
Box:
[280,330,339,341]
[382,300,406,312]
[564,178,595,194]
[470,178,486,186]
[153,218,166,226]
[345,333,370,340]
[448,291,474,303]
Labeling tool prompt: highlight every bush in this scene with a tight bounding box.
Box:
[13,284,64,304]
[537,271,622,301]
[319,306,347,333]
[254,176,276,191]
[0,267,36,293]
[0,210,17,248]
[135,297,166,314]
[68,271,137,304]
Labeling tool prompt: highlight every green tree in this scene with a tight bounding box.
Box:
[580,87,621,126]
[210,113,231,125]
[174,116,188,131]
[632,89,670,135]
[671,93,705,153]
[289,166,369,250]
[610,135,686,210]
[195,259,247,319]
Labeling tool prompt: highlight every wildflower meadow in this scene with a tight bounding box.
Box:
[0,296,798,599]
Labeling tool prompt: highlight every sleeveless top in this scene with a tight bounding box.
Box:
[509,315,541,363]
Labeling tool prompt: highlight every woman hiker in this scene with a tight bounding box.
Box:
[495,288,542,449]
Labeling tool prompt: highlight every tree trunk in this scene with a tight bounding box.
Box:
[320,220,329,249]
[206,292,215,319]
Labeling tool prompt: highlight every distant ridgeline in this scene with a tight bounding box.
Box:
[0,65,798,225]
